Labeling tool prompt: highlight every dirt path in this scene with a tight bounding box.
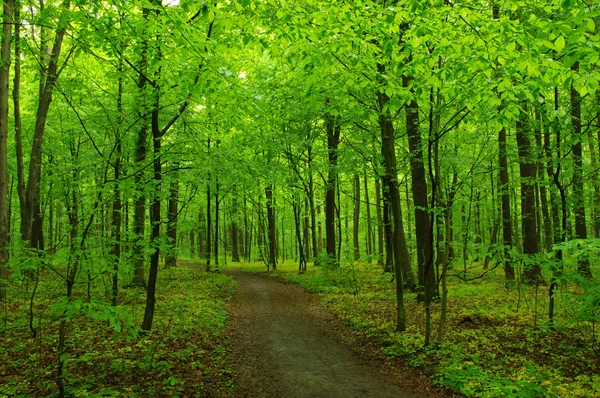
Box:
[226,270,444,398]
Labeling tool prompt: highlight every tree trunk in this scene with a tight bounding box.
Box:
[131,6,151,288]
[206,141,212,271]
[266,184,277,270]
[0,0,13,301]
[377,63,410,331]
[498,123,515,282]
[231,191,240,262]
[571,63,591,278]
[165,165,179,268]
[324,103,340,265]
[364,170,373,258]
[110,61,124,306]
[375,177,384,266]
[308,146,318,260]
[516,102,542,284]
[404,72,433,304]
[214,173,220,269]
[353,173,360,261]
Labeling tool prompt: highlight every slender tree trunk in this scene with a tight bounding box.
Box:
[404,73,433,307]
[206,142,212,271]
[214,174,220,269]
[231,191,240,262]
[131,6,151,288]
[375,177,384,266]
[141,77,162,332]
[165,165,179,268]
[587,119,600,239]
[377,63,410,331]
[110,61,124,306]
[0,0,13,301]
[364,170,373,258]
[325,104,340,264]
[293,199,306,273]
[353,173,360,261]
[571,63,591,278]
[516,102,542,284]
[266,185,277,270]
[308,146,318,260]
[498,124,515,282]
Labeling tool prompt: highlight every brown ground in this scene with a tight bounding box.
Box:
[225,270,447,398]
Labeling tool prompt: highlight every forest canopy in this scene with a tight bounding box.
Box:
[0,0,600,396]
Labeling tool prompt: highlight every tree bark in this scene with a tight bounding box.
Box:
[375,177,384,266]
[0,0,13,301]
[353,173,360,261]
[364,170,373,258]
[516,102,542,284]
[165,165,179,268]
[571,63,591,278]
[403,72,433,302]
[266,184,277,270]
[324,103,340,265]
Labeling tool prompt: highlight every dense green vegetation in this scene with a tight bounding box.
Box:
[0,0,599,396]
[1,266,236,396]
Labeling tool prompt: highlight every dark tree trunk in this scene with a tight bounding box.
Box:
[308,146,318,260]
[110,62,124,306]
[377,62,410,331]
[375,177,384,266]
[131,6,151,288]
[325,104,340,264]
[141,81,161,332]
[403,72,433,303]
[353,173,360,261]
[0,0,13,301]
[165,165,179,268]
[266,185,277,270]
[571,63,591,278]
[231,192,240,262]
[516,102,542,284]
[214,174,220,269]
[293,199,307,273]
[498,124,515,282]
[206,140,212,271]
[364,170,373,258]
[535,108,553,252]
[303,196,310,262]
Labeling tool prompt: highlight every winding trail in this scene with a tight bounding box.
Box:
[226,270,442,398]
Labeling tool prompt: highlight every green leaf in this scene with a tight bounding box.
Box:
[554,36,566,52]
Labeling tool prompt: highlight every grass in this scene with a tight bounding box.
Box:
[228,256,600,397]
[0,264,236,397]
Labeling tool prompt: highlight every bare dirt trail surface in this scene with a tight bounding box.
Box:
[226,269,445,398]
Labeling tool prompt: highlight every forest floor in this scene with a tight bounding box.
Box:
[225,269,445,398]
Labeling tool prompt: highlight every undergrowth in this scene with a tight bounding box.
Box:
[0,265,235,397]
[231,258,600,397]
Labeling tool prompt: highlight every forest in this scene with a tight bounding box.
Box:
[0,0,599,397]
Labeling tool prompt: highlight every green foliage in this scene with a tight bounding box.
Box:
[0,266,236,396]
